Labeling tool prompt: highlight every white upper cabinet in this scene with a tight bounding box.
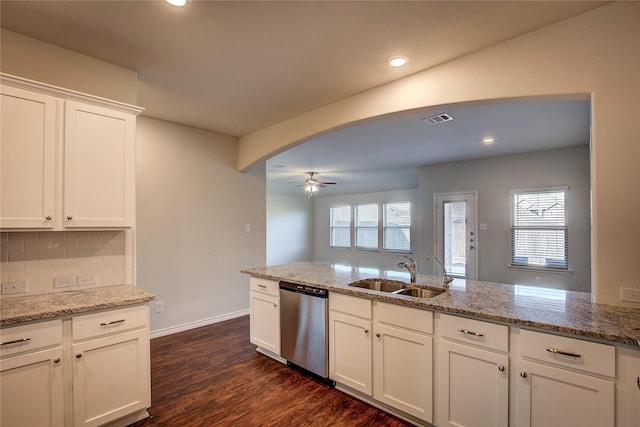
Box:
[0,73,142,230]
[0,86,57,228]
[63,101,135,228]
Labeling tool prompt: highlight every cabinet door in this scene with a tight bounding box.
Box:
[329,311,372,395]
[0,86,57,228]
[64,101,135,227]
[73,328,150,427]
[0,347,64,427]
[249,291,280,355]
[517,360,614,427]
[373,323,432,422]
[438,340,508,427]
[617,347,640,427]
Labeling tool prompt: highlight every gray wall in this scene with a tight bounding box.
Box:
[313,189,419,272]
[419,146,591,292]
[266,193,313,265]
[136,116,266,335]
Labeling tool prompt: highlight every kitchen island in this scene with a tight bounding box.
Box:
[242,261,640,347]
[243,262,640,427]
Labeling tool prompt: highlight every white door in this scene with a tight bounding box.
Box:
[438,340,508,427]
[517,360,614,427]
[373,323,433,422]
[329,311,372,395]
[435,193,477,280]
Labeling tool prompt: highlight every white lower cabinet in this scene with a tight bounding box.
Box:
[1,319,64,427]
[0,305,150,427]
[373,302,433,422]
[329,293,372,395]
[249,278,280,356]
[514,328,615,427]
[617,346,640,426]
[436,314,509,427]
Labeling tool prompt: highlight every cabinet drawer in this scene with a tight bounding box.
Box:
[1,319,63,357]
[0,319,62,356]
[250,278,279,296]
[374,301,433,334]
[73,305,148,341]
[519,329,615,377]
[439,314,508,352]
[330,292,372,319]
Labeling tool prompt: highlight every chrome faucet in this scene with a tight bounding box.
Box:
[397,255,417,283]
[425,256,454,288]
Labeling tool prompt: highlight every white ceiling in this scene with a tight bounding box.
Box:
[0,1,599,196]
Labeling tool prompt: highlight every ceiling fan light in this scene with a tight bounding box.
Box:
[305,184,318,193]
[166,0,188,7]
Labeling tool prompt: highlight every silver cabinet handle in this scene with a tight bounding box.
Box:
[458,328,484,337]
[45,215,52,220]
[1,337,31,346]
[53,358,61,364]
[498,365,506,372]
[520,372,528,378]
[546,347,581,358]
[257,284,267,289]
[100,319,125,326]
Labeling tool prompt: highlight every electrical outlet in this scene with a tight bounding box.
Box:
[620,287,640,303]
[77,274,97,286]
[1,280,27,295]
[54,276,75,288]
[155,301,164,313]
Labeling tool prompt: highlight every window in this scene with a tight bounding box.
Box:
[330,206,351,248]
[384,202,411,251]
[355,204,378,249]
[511,188,568,270]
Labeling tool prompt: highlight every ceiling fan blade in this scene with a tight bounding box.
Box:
[316,181,337,185]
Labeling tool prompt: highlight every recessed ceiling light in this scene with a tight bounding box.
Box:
[388,56,408,67]
[166,0,188,6]
[482,137,495,145]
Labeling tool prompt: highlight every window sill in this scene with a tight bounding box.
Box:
[508,265,573,275]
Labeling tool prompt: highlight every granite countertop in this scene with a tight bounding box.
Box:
[0,284,155,327]
[242,262,640,348]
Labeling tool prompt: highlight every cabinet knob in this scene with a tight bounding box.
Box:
[45,215,52,221]
[498,365,505,372]
[76,353,83,359]
[637,376,640,390]
[53,358,61,364]
[364,329,369,334]
[273,304,278,308]
[376,333,381,338]
[520,371,528,378]
[66,215,73,221]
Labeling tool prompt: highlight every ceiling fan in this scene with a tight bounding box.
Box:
[289,172,337,197]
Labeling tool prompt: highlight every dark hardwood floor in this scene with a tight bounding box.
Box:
[131,315,412,427]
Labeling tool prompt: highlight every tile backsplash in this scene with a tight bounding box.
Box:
[0,231,131,296]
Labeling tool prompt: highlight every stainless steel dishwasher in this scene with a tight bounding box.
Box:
[279,281,333,385]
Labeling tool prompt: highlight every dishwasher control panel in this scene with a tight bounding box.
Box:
[279,281,328,298]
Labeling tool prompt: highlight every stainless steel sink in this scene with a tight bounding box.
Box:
[392,287,446,298]
[348,278,407,293]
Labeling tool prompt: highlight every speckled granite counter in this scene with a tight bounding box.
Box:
[0,284,155,327]
[242,262,640,348]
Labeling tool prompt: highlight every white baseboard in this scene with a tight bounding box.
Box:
[149,309,249,339]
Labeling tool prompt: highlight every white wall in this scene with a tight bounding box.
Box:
[420,146,591,292]
[136,116,265,335]
[266,193,313,265]
[238,3,640,305]
[313,189,419,271]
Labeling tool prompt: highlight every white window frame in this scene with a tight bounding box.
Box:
[355,203,379,250]
[329,205,351,249]
[510,186,569,271]
[383,201,411,253]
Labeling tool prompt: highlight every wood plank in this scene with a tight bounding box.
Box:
[132,315,412,426]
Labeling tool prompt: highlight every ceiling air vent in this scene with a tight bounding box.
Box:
[423,113,453,124]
